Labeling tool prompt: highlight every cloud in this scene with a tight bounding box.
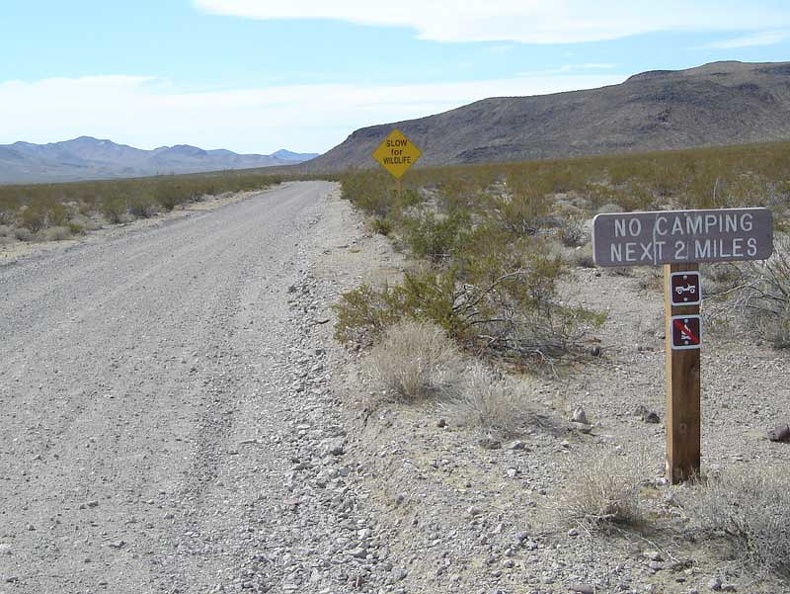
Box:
[705,29,790,49]
[0,73,624,153]
[193,0,790,44]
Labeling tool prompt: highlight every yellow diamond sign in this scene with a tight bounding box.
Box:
[372,129,422,179]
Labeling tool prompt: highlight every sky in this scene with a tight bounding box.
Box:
[2,1,790,155]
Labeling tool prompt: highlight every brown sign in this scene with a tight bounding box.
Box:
[670,314,702,350]
[592,207,773,266]
[670,271,701,306]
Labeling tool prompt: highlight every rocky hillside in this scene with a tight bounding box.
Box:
[0,136,318,184]
[304,61,790,172]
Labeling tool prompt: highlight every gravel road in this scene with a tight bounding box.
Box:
[0,181,386,593]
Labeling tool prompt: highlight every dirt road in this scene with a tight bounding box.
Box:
[0,181,384,593]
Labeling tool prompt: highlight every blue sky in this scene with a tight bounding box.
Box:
[2,1,790,154]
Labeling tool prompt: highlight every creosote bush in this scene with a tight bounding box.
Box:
[0,171,285,240]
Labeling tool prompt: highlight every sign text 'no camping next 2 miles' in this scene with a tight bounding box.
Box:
[372,129,422,179]
[592,207,774,266]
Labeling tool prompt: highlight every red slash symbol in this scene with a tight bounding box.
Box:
[673,318,700,344]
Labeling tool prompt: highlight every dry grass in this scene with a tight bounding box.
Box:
[553,446,649,531]
[369,320,462,401]
[445,362,542,438]
[733,234,790,348]
[681,466,790,579]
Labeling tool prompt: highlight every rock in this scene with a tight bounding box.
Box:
[436,418,447,428]
[570,422,593,434]
[767,424,790,441]
[643,411,660,424]
[568,584,595,594]
[644,550,663,562]
[525,540,539,551]
[572,407,588,424]
[467,505,484,517]
[709,577,723,591]
[322,438,345,456]
[108,540,125,550]
[478,437,502,450]
[0,544,12,556]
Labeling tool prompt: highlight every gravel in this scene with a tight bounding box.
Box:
[0,182,392,593]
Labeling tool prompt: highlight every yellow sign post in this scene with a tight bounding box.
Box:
[372,129,422,180]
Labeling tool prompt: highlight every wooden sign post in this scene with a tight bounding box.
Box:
[665,263,701,483]
[592,208,774,484]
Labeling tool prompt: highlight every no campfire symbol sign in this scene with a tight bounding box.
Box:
[670,315,702,350]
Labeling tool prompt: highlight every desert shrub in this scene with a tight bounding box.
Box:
[340,169,396,218]
[446,361,541,437]
[334,270,463,346]
[334,283,404,346]
[43,201,69,227]
[68,222,85,235]
[38,226,71,241]
[14,227,33,242]
[401,209,470,263]
[369,320,462,401]
[154,183,180,212]
[731,234,790,348]
[568,245,595,268]
[19,204,47,232]
[557,215,588,247]
[681,466,790,579]
[553,447,648,531]
[128,193,157,218]
[369,217,392,236]
[335,250,604,366]
[101,197,126,223]
[482,185,550,236]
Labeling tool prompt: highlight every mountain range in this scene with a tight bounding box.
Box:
[0,137,318,184]
[304,60,790,172]
[7,61,790,184]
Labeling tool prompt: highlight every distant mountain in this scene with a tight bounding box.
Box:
[302,61,790,173]
[272,149,319,162]
[0,137,319,184]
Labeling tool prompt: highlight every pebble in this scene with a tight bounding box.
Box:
[643,411,661,423]
[572,407,589,424]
